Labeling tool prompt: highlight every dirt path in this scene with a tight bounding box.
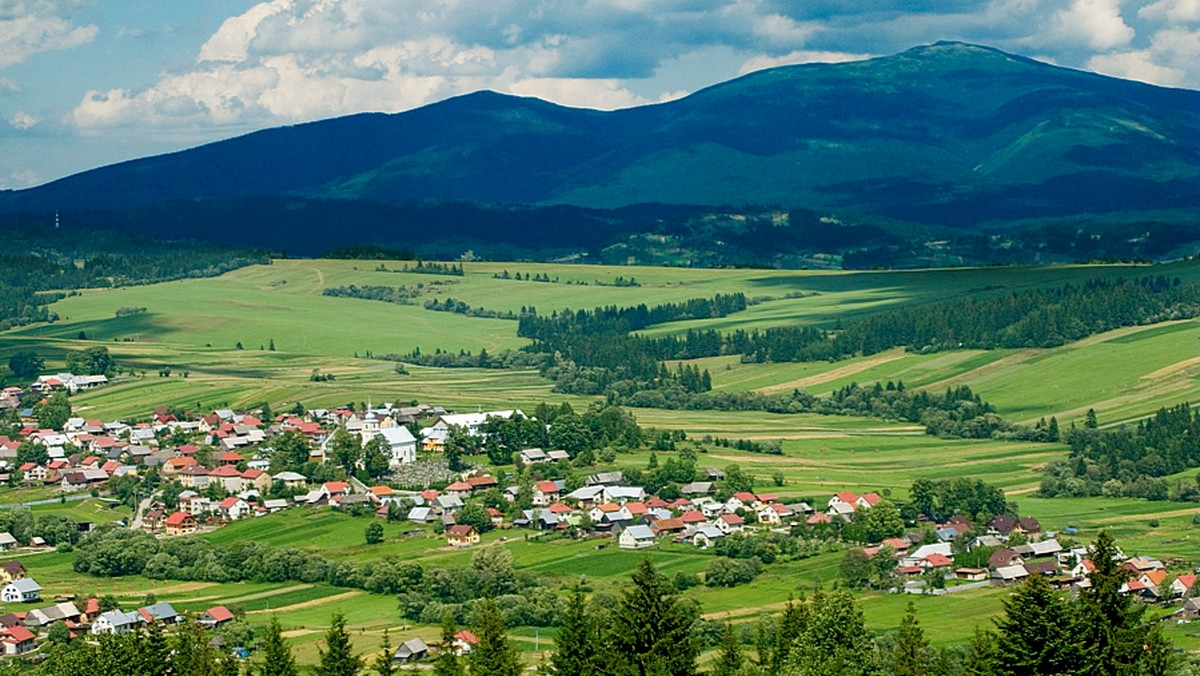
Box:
[307,267,325,295]
[758,350,907,394]
[217,583,314,605]
[245,589,362,615]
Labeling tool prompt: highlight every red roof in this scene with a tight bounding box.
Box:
[732,492,756,502]
[548,502,574,514]
[210,465,242,477]
[419,489,439,501]
[85,598,100,615]
[681,510,707,523]
[535,481,560,493]
[1,626,34,643]
[1177,574,1197,589]
[862,492,883,506]
[17,462,35,472]
[720,514,744,525]
[164,512,193,526]
[835,491,859,503]
[645,497,670,509]
[241,469,264,479]
[323,481,350,494]
[925,553,953,568]
[447,525,476,538]
[756,493,778,503]
[625,502,648,515]
[240,416,262,426]
[219,451,245,462]
[455,630,479,645]
[446,481,473,492]
[218,497,241,509]
[176,445,199,455]
[204,606,235,623]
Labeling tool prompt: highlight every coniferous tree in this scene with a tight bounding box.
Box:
[468,598,522,676]
[317,612,363,676]
[259,616,300,676]
[1073,530,1151,675]
[883,602,934,676]
[993,575,1078,675]
[373,628,396,676]
[784,588,880,675]
[609,559,698,676]
[433,613,465,676]
[549,586,600,676]
[770,596,807,672]
[712,623,745,676]
[961,627,997,676]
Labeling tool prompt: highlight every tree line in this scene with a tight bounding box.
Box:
[1043,403,1200,501]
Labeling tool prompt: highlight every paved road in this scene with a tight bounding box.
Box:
[130,491,158,530]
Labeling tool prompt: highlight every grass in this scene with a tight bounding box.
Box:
[6,258,1200,663]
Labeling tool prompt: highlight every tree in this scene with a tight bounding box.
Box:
[993,575,1078,675]
[609,559,697,676]
[1073,530,1154,675]
[859,499,904,543]
[443,425,475,471]
[328,427,362,477]
[37,392,72,430]
[66,346,114,376]
[373,628,396,676]
[548,586,600,676]
[712,623,744,676]
[7,351,42,380]
[471,545,517,597]
[46,619,70,645]
[882,602,934,675]
[433,613,464,676]
[839,548,871,589]
[272,430,313,470]
[467,598,522,676]
[961,627,997,675]
[365,521,384,545]
[362,435,391,479]
[785,589,880,675]
[455,503,494,534]
[258,616,299,676]
[317,612,363,676]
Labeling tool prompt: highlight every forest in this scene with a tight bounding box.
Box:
[1042,404,1200,501]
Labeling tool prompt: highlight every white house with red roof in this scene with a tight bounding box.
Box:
[716,513,745,534]
[1171,574,1196,598]
[532,480,562,506]
[217,497,251,521]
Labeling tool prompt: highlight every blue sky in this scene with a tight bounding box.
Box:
[1,0,1197,189]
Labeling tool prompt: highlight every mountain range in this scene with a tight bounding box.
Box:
[1,42,1197,260]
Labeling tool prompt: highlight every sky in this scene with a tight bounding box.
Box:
[1,0,1197,190]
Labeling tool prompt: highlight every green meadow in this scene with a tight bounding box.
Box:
[3,257,1200,663]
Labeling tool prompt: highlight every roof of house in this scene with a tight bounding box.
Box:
[455,630,479,645]
[203,606,235,623]
[164,512,193,526]
[447,525,477,538]
[5,579,40,593]
[624,525,654,540]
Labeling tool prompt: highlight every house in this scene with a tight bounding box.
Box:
[693,525,725,549]
[240,469,271,492]
[1171,574,1196,598]
[0,533,16,551]
[92,609,143,634]
[992,565,1030,585]
[680,482,714,497]
[988,549,1025,569]
[619,525,656,549]
[453,630,479,655]
[273,471,308,490]
[138,602,180,625]
[650,518,686,538]
[519,448,548,464]
[0,625,35,655]
[955,568,988,581]
[1,579,40,603]
[209,465,244,492]
[1175,597,1200,620]
[178,466,211,489]
[547,450,571,462]
[393,637,429,663]
[164,512,198,536]
[586,471,623,486]
[1016,517,1042,536]
[0,561,27,583]
[217,497,251,521]
[199,606,235,629]
[26,602,80,628]
[431,410,522,437]
[447,525,480,547]
[379,427,418,466]
[533,480,562,506]
[988,514,1017,536]
[407,507,434,524]
[716,513,744,534]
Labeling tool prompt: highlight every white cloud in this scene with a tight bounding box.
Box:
[0,76,19,94]
[1052,0,1135,50]
[0,0,98,69]
[8,110,37,128]
[1087,48,1185,84]
[4,168,38,188]
[1087,25,1200,86]
[738,50,872,75]
[1139,0,1200,23]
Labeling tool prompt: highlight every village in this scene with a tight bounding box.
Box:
[0,375,1197,665]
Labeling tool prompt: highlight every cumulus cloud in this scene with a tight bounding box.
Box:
[738,49,874,75]
[0,0,98,69]
[68,0,1200,134]
[8,110,36,128]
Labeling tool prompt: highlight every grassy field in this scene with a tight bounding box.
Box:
[4,258,1200,663]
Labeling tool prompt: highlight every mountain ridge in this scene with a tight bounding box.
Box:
[1,42,1196,250]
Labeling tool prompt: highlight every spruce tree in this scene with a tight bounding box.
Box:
[712,623,744,676]
[1073,530,1151,675]
[785,589,879,675]
[467,598,522,676]
[373,628,396,676]
[771,596,806,672]
[139,620,171,676]
[961,627,997,676]
[609,559,698,676]
[317,612,363,676]
[549,586,599,676]
[433,613,465,676]
[993,575,1078,675]
[883,602,933,676]
[259,616,299,676]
